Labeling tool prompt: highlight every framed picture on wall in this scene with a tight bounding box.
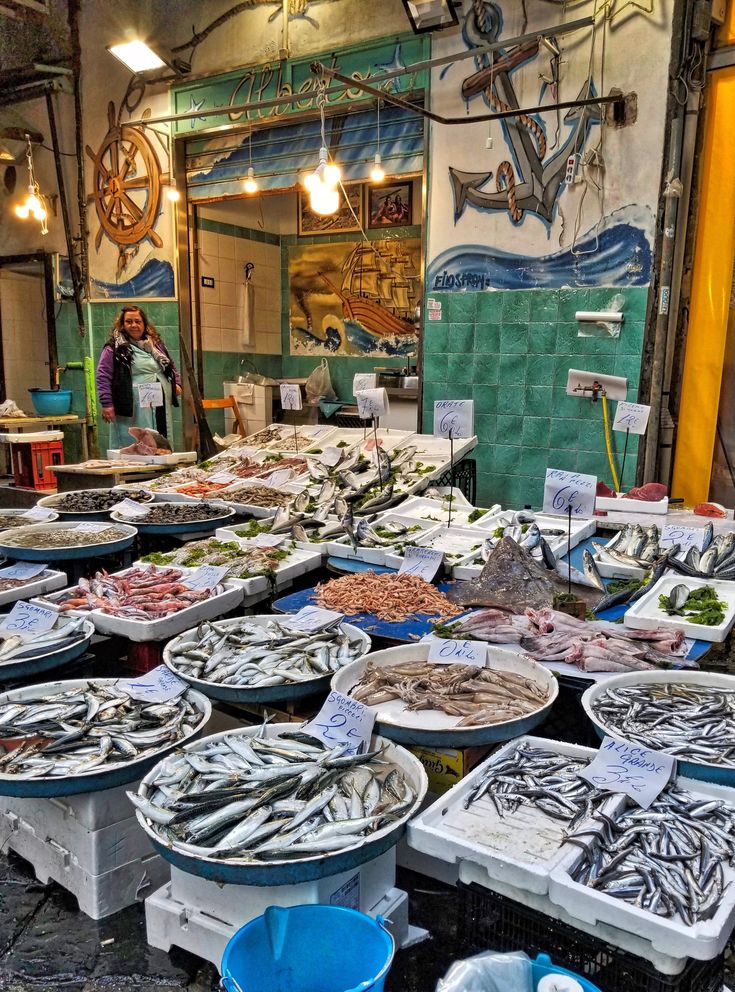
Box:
[368,181,413,229]
[297,184,363,236]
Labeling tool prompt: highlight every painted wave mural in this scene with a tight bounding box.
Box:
[428,208,653,291]
[90,259,176,300]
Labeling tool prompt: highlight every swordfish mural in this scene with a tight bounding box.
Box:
[427,1,664,291]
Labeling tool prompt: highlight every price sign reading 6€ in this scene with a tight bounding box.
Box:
[543,468,597,518]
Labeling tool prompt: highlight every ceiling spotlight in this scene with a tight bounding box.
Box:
[400,0,459,34]
[106,39,190,77]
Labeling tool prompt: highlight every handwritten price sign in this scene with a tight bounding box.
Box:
[22,506,56,522]
[280,383,302,411]
[353,373,377,394]
[303,690,376,756]
[279,606,343,634]
[399,545,444,581]
[355,388,388,420]
[0,562,48,581]
[433,400,474,439]
[183,565,230,590]
[0,601,57,640]
[137,382,164,408]
[660,525,707,556]
[110,498,149,519]
[613,401,651,435]
[118,665,188,703]
[427,637,488,666]
[580,735,675,808]
[543,469,597,518]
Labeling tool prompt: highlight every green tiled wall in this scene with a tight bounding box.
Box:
[422,287,648,508]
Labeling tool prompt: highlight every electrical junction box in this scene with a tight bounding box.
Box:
[711,0,726,24]
[564,153,580,184]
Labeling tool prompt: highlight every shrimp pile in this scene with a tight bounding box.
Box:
[315,572,462,623]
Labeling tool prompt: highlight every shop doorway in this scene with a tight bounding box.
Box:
[0,253,57,411]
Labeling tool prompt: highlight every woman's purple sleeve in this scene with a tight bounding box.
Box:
[96,346,114,408]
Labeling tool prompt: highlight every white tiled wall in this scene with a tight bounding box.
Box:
[196,230,282,355]
[0,271,49,408]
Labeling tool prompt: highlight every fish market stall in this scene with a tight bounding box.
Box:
[164,614,371,703]
[0,613,94,682]
[136,723,427,967]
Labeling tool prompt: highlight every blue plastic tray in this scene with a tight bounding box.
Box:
[0,620,94,683]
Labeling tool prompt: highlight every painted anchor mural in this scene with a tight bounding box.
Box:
[449,2,601,227]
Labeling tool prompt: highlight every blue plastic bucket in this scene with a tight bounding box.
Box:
[220,904,395,992]
[28,388,73,415]
[532,953,603,991]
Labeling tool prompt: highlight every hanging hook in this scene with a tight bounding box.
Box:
[245,262,255,280]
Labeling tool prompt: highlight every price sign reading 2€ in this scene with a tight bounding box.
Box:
[303,690,376,756]
[280,383,302,412]
[543,468,597,518]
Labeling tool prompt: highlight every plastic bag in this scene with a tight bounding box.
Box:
[305,358,337,406]
[436,951,533,992]
[0,399,27,418]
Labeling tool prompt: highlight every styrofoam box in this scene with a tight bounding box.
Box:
[592,532,648,580]
[212,533,322,588]
[145,851,407,970]
[384,525,485,575]
[132,558,270,598]
[326,516,440,567]
[407,736,610,896]
[390,491,478,527]
[17,781,140,830]
[623,574,735,643]
[596,494,669,515]
[216,480,305,519]
[408,433,478,464]
[107,449,198,465]
[549,774,735,962]
[35,566,243,642]
[0,568,67,607]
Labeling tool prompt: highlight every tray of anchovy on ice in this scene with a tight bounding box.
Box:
[0,613,94,682]
[0,522,138,561]
[37,487,155,520]
[331,641,557,748]
[35,564,243,641]
[0,508,59,530]
[128,721,427,885]
[164,613,371,703]
[0,676,211,796]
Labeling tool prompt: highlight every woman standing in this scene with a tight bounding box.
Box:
[95,305,182,450]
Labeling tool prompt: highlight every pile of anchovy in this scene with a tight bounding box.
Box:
[463,742,606,825]
[168,618,368,687]
[130,728,416,862]
[125,502,229,524]
[0,681,203,778]
[568,786,735,924]
[591,683,735,767]
[1,526,130,548]
[46,488,154,513]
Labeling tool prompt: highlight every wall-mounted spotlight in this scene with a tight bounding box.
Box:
[400,0,459,34]
[107,39,190,77]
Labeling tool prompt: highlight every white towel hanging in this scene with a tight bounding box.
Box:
[239,262,255,348]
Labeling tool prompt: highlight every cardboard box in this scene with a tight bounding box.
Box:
[409,743,495,795]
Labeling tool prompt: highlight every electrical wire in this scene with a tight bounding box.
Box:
[602,393,621,492]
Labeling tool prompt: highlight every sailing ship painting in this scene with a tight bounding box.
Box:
[288,237,421,357]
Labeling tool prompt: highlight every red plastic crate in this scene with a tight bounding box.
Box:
[11,439,64,490]
[125,641,165,675]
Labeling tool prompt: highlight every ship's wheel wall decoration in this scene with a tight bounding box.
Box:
[86,101,164,254]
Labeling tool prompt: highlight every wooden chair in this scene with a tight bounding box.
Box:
[201,395,248,437]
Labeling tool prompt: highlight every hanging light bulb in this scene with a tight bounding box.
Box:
[311,186,339,216]
[322,161,341,188]
[305,81,339,216]
[14,136,48,234]
[244,166,258,194]
[370,99,385,183]
[166,177,181,202]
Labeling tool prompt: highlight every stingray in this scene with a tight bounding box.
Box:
[447,537,604,611]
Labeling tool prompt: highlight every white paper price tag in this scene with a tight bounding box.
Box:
[280,383,302,411]
[353,373,377,394]
[137,382,164,408]
[279,606,343,633]
[118,665,188,703]
[0,600,57,640]
[0,562,48,581]
[110,498,149,519]
[235,446,258,459]
[427,637,488,666]
[399,545,444,581]
[264,469,293,488]
[613,401,651,435]
[303,690,376,756]
[355,388,388,420]
[183,565,230,590]
[319,447,344,467]
[433,400,475,439]
[22,506,56,522]
[248,533,287,548]
[580,735,675,809]
[543,469,597,518]
[75,522,111,534]
[310,427,333,440]
[660,524,707,555]
[208,472,241,485]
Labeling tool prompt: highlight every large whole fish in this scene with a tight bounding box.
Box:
[0,681,202,778]
[168,618,368,687]
[130,727,416,863]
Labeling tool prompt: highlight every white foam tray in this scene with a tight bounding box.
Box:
[406,433,478,465]
[211,533,322,588]
[407,736,605,896]
[623,574,735,642]
[0,808,168,919]
[107,449,198,465]
[28,782,142,830]
[596,494,669,515]
[327,515,439,567]
[36,566,243,642]
[383,525,485,575]
[549,774,735,961]
[388,492,479,527]
[264,425,338,453]
[592,533,649,580]
[0,568,67,607]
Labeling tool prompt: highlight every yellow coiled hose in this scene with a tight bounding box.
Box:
[601,393,621,492]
